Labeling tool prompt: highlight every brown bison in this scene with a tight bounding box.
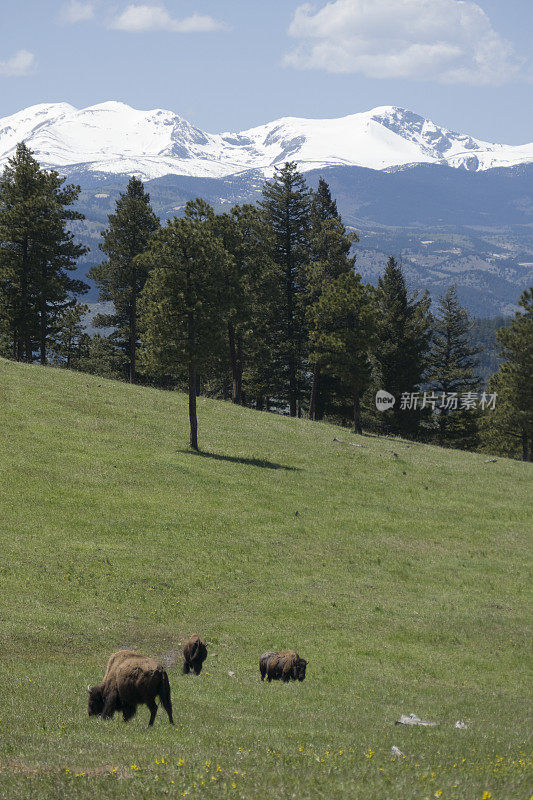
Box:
[88,650,174,726]
[260,650,308,682]
[182,635,207,675]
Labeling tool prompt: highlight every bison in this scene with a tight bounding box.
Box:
[182,635,207,675]
[260,650,308,682]
[88,650,174,726]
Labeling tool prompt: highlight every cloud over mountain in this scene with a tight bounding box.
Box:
[285,0,521,85]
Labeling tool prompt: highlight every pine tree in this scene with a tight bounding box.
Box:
[482,288,533,460]
[89,176,159,383]
[0,142,88,363]
[139,201,231,450]
[212,204,276,406]
[428,284,481,447]
[307,178,359,419]
[308,272,377,433]
[51,303,88,367]
[260,162,311,416]
[374,257,431,437]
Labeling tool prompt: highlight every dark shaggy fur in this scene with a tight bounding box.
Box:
[264,650,308,683]
[259,651,277,681]
[88,650,173,726]
[182,635,207,675]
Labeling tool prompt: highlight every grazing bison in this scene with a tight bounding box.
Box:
[182,635,207,675]
[263,650,307,683]
[88,650,174,726]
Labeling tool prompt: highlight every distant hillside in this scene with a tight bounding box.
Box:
[72,164,533,316]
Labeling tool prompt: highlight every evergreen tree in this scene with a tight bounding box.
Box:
[307,178,359,419]
[212,204,276,405]
[310,177,339,227]
[308,273,377,433]
[89,176,159,383]
[428,284,481,448]
[51,303,88,367]
[139,201,231,450]
[0,142,88,363]
[482,288,533,460]
[374,257,431,437]
[260,162,311,416]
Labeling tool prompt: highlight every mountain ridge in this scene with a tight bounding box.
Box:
[1,101,532,181]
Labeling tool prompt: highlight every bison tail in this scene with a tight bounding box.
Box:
[158,670,174,724]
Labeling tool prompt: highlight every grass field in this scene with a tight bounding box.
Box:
[0,357,531,800]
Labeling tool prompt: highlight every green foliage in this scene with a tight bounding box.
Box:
[481,287,533,460]
[308,273,377,431]
[374,257,432,436]
[139,200,232,449]
[0,358,531,799]
[428,284,481,448]
[0,142,88,363]
[88,176,159,382]
[49,303,89,367]
[261,162,311,415]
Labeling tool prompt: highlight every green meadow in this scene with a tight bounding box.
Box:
[0,357,531,799]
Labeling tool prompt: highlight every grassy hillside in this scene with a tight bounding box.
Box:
[0,358,531,800]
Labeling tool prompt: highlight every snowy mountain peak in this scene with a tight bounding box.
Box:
[0,101,531,181]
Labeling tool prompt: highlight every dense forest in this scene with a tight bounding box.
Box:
[1,143,531,460]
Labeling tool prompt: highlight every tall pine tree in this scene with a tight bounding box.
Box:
[374,257,431,437]
[428,284,481,447]
[308,273,377,433]
[307,178,359,419]
[139,201,231,451]
[0,142,88,363]
[482,288,533,460]
[260,162,311,416]
[89,176,159,383]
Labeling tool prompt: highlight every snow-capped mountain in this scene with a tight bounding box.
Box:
[0,101,531,181]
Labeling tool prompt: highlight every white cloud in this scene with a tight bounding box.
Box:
[109,4,228,33]
[285,0,523,85]
[59,1,95,24]
[0,50,36,77]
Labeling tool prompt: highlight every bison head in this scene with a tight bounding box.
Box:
[87,684,105,716]
[293,658,307,681]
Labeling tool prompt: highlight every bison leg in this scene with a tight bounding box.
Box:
[193,662,203,675]
[147,700,158,727]
[101,689,119,720]
[182,661,191,675]
[122,703,136,722]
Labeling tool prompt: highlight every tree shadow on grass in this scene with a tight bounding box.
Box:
[179,449,301,471]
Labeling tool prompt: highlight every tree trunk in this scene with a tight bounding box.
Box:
[39,294,47,365]
[227,321,242,404]
[256,395,264,411]
[129,295,137,383]
[522,430,529,462]
[22,236,33,362]
[353,388,362,435]
[236,332,243,404]
[309,364,320,420]
[187,305,198,451]
[189,359,198,451]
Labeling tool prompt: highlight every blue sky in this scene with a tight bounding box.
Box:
[1,0,531,143]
